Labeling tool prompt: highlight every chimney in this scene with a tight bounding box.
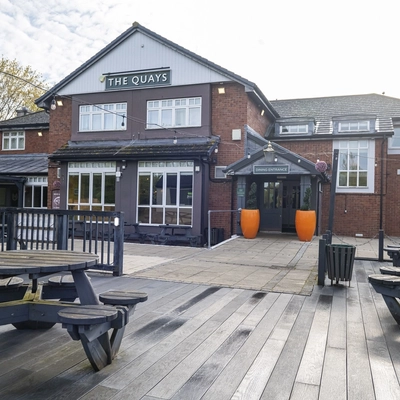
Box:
[16,107,31,117]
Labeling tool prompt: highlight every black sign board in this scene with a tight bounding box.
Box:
[105,69,171,90]
[253,165,290,174]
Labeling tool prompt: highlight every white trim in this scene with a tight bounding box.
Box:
[333,139,375,194]
[2,131,25,150]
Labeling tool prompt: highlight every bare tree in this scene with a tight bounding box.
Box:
[0,56,49,120]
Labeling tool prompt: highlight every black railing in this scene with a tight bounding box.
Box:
[0,208,124,276]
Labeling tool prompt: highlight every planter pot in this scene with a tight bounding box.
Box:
[240,209,260,239]
[295,210,316,242]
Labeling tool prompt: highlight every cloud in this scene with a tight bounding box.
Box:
[0,0,399,100]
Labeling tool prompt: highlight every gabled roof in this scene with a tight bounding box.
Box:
[0,111,49,129]
[49,136,220,161]
[0,154,48,174]
[271,93,400,136]
[35,22,278,119]
[225,126,329,181]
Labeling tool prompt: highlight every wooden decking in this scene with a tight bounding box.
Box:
[0,260,399,399]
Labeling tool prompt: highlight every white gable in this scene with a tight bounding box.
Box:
[58,31,231,96]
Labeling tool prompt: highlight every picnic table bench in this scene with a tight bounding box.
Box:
[383,246,400,266]
[0,250,148,371]
[147,224,199,247]
[124,223,147,243]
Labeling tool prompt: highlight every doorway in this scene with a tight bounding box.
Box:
[282,181,300,232]
[259,181,282,231]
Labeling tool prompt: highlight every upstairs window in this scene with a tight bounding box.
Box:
[147,97,201,129]
[2,131,25,150]
[79,103,127,132]
[280,124,308,134]
[335,139,375,193]
[338,121,369,132]
[389,126,400,149]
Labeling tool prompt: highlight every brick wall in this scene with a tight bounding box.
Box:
[280,138,391,238]
[46,98,72,208]
[209,83,271,240]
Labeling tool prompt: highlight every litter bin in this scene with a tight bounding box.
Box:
[204,228,224,246]
[326,244,356,285]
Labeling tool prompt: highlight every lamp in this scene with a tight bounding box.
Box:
[56,100,63,107]
[263,141,275,163]
[218,87,225,94]
[50,98,56,110]
[173,136,177,144]
[261,109,265,116]
[37,131,42,137]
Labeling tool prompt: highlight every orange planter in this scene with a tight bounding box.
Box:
[240,209,260,239]
[295,210,316,241]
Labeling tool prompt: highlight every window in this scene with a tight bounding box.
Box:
[67,162,116,211]
[336,140,375,193]
[24,176,48,208]
[338,121,369,132]
[79,103,127,131]
[389,126,400,149]
[280,125,308,134]
[137,161,193,225]
[2,131,25,150]
[147,97,201,129]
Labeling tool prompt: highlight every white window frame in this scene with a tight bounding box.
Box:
[146,97,201,129]
[334,140,375,194]
[67,162,116,212]
[2,131,25,150]
[137,161,194,225]
[79,103,127,132]
[23,176,48,208]
[280,124,308,134]
[388,126,400,153]
[338,121,369,132]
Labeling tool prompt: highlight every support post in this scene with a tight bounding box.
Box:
[318,237,327,286]
[327,149,339,235]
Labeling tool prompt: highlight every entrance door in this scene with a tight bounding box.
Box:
[259,181,282,231]
[282,181,300,232]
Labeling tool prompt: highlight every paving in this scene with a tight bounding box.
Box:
[122,232,391,295]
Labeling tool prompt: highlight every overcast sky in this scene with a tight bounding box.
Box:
[1,0,399,101]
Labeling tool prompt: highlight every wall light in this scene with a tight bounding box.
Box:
[37,131,42,137]
[50,98,56,110]
[261,109,265,116]
[56,100,63,107]
[218,87,225,94]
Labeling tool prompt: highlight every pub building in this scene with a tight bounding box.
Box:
[35,22,400,242]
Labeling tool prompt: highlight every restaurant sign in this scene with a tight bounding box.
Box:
[253,165,290,174]
[105,69,171,90]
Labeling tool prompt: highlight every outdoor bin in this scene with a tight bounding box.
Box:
[326,244,356,285]
[204,228,224,246]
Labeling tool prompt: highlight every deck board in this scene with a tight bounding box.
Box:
[0,261,399,399]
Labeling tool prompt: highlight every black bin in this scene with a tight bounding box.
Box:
[205,228,224,246]
[326,244,356,285]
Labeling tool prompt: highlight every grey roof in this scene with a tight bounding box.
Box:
[0,154,48,174]
[50,136,220,161]
[36,22,278,119]
[0,111,49,129]
[271,93,400,135]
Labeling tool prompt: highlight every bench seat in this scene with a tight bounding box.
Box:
[99,290,148,307]
[368,274,400,324]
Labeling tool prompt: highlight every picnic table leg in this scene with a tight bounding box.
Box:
[70,269,115,370]
[80,334,112,371]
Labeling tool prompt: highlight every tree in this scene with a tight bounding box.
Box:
[0,56,49,120]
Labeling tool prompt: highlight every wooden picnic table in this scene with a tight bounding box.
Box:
[148,224,199,246]
[0,249,144,371]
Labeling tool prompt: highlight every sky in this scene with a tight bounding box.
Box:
[1,0,399,101]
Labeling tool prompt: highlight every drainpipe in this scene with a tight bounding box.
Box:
[378,136,386,261]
